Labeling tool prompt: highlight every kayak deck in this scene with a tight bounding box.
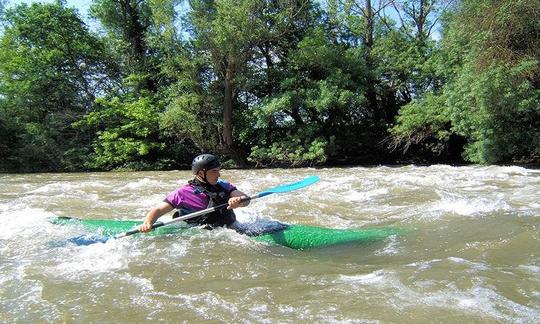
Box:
[49,216,404,249]
[254,224,403,249]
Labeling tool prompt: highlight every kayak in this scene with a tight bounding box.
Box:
[49,216,404,250]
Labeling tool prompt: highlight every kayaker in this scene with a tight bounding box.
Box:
[138,154,249,233]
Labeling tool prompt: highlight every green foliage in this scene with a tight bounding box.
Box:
[1,0,538,171]
[189,0,267,55]
[90,0,169,93]
[77,0,187,170]
[373,30,441,101]
[1,2,106,110]
[249,135,336,167]
[245,24,370,165]
[159,44,221,152]
[391,0,540,164]
[391,93,451,142]
[0,2,111,171]
[448,61,539,163]
[160,87,219,151]
[0,0,6,20]
[74,95,164,170]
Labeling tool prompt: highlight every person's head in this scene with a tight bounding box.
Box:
[192,154,221,185]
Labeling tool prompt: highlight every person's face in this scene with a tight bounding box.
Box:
[199,167,220,185]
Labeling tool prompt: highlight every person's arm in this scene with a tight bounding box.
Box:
[227,189,250,209]
[139,201,174,232]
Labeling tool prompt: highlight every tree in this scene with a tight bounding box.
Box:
[391,0,539,163]
[73,94,166,169]
[328,0,388,123]
[0,0,6,18]
[90,0,169,92]
[163,0,277,166]
[185,0,272,166]
[247,26,364,166]
[0,2,113,171]
[78,0,186,170]
[372,2,450,122]
[243,1,383,166]
[164,0,331,167]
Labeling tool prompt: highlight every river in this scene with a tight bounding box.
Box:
[1,165,539,322]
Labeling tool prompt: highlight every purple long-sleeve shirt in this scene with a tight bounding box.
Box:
[164,179,237,211]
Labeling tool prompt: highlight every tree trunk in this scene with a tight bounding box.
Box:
[120,0,155,92]
[221,56,248,168]
[364,0,380,123]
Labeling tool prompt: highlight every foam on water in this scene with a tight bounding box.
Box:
[422,285,540,322]
[331,266,540,322]
[336,270,387,285]
[430,193,511,217]
[0,208,57,241]
[114,177,164,190]
[52,241,133,275]
[343,187,389,202]
[519,265,540,276]
[447,256,487,266]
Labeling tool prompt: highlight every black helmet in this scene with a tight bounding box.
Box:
[192,154,221,174]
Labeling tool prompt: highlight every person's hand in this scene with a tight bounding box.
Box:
[138,221,154,233]
[227,196,247,210]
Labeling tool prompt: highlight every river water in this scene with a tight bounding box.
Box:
[0,165,539,323]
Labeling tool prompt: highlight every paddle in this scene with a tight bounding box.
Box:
[115,175,320,239]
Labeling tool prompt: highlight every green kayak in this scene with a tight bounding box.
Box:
[50,216,404,250]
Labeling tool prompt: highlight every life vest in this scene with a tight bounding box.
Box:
[173,178,236,227]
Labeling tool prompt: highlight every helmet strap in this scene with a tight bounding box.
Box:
[202,170,209,183]
[196,170,209,183]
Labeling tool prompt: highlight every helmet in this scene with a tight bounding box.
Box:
[192,154,221,174]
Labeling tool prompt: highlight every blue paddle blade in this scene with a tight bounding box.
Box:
[67,234,110,245]
[257,175,320,197]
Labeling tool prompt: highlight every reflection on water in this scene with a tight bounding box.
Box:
[1,166,539,322]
